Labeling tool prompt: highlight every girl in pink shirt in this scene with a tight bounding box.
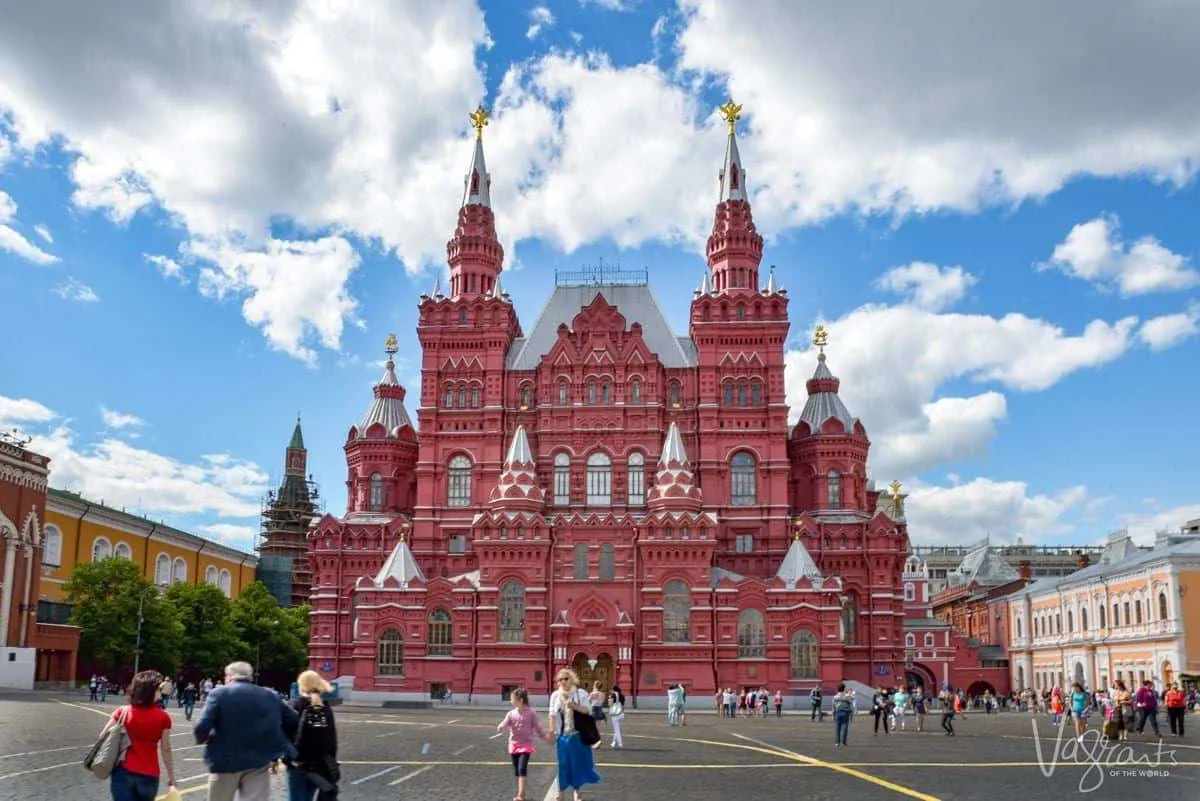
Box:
[498,688,550,801]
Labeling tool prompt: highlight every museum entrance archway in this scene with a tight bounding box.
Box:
[571,651,615,694]
[966,680,996,697]
[905,663,936,692]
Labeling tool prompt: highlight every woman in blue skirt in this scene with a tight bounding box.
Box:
[548,668,601,801]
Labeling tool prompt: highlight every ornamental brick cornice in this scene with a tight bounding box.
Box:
[0,463,49,492]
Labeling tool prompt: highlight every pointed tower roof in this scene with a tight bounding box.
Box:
[764,266,778,295]
[947,540,1020,588]
[432,277,444,300]
[489,425,545,510]
[718,111,747,203]
[707,99,763,294]
[647,422,703,510]
[373,530,425,588]
[462,105,492,208]
[288,417,305,449]
[777,527,824,587]
[797,326,861,435]
[356,335,414,439]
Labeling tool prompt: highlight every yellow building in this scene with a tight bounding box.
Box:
[38,488,258,620]
[1007,527,1200,693]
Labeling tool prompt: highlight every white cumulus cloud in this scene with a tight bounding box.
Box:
[144,253,186,284]
[875,262,978,311]
[904,478,1089,546]
[526,7,555,39]
[1139,304,1200,350]
[1042,214,1199,296]
[52,276,99,303]
[100,407,144,430]
[0,189,58,265]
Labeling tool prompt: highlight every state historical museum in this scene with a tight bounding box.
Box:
[306,103,913,702]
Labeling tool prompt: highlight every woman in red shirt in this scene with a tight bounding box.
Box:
[100,670,177,801]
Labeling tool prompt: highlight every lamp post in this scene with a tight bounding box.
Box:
[133,585,159,674]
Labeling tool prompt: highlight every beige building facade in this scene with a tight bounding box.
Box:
[1006,528,1200,693]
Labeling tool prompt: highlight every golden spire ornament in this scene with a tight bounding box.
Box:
[384,332,399,355]
[718,99,742,136]
[889,480,903,501]
[793,518,805,540]
[813,324,829,354]
[469,104,490,139]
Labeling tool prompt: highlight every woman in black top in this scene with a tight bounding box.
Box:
[282,670,339,801]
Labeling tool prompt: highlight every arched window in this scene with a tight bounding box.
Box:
[114,542,132,560]
[470,386,480,408]
[553,453,571,505]
[737,609,765,658]
[924,632,935,647]
[1081,606,1089,632]
[627,452,645,505]
[559,381,569,404]
[599,543,615,580]
[730,452,756,506]
[737,382,747,406]
[427,609,452,656]
[378,628,404,675]
[369,472,385,511]
[1134,600,1143,625]
[751,382,762,406]
[573,544,589,580]
[520,386,533,408]
[630,379,641,403]
[499,581,525,642]
[1158,592,1169,621]
[447,455,472,507]
[205,565,219,585]
[458,308,468,325]
[1113,602,1120,627]
[668,382,681,406]
[457,386,467,408]
[587,380,597,405]
[155,553,171,585]
[827,470,842,509]
[724,382,734,406]
[586,452,612,506]
[1015,616,1022,638]
[1066,609,1074,632]
[219,569,232,597]
[601,382,611,404]
[443,385,454,407]
[904,582,915,602]
[42,525,62,567]
[1099,604,1107,629]
[92,537,112,562]
[790,630,818,678]
[905,632,916,648]
[663,580,691,643]
[842,593,858,645]
[172,557,187,584]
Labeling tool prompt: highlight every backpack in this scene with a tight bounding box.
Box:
[296,701,334,750]
[833,695,853,713]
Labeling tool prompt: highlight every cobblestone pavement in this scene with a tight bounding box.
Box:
[2,691,1197,800]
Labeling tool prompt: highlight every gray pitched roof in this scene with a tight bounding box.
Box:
[1008,532,1200,598]
[506,283,696,370]
[357,357,413,437]
[947,540,1021,588]
[776,537,824,586]
[797,357,859,433]
[373,538,425,587]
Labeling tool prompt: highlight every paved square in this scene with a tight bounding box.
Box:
[2,691,1197,800]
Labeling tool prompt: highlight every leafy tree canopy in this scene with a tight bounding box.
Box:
[164,581,243,678]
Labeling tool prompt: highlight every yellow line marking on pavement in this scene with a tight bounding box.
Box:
[731,733,942,801]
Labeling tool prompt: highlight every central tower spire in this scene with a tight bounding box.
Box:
[706,99,764,294]
[447,104,504,300]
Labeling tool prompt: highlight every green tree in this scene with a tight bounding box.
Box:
[230,581,310,679]
[164,581,243,677]
[63,559,183,674]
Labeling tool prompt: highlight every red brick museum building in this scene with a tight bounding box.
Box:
[305,104,921,702]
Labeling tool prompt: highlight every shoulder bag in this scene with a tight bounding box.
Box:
[83,705,131,779]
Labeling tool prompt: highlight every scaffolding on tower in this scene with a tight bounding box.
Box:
[257,471,322,607]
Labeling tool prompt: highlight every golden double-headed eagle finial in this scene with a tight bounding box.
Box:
[385,333,399,355]
[813,324,829,354]
[889,480,903,501]
[469,104,490,140]
[718,99,742,136]
[793,518,805,540]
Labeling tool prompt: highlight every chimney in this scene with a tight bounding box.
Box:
[1076,550,1090,570]
[1018,560,1032,581]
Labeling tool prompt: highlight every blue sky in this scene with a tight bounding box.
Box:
[2,0,1199,552]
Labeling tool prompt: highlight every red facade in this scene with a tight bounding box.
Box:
[307,111,914,702]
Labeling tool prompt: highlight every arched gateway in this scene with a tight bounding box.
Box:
[572,652,615,693]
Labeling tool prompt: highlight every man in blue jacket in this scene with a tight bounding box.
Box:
[194,661,299,801]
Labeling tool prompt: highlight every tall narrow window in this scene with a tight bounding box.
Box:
[737,382,747,406]
[219,569,232,597]
[737,609,765,657]
[42,525,62,567]
[470,386,480,408]
[499,581,525,643]
[751,382,762,405]
[205,565,219,585]
[1099,604,1107,629]
[377,629,404,675]
[790,630,818,678]
[731,453,757,506]
[599,544,615,580]
[724,383,734,406]
[827,470,842,509]
[155,553,171,585]
[573,544,589,580]
[627,453,645,505]
[668,382,681,406]
[172,557,187,584]
[1134,601,1143,624]
[458,308,468,325]
[924,632,934,647]
[443,386,453,407]
[663,580,691,643]
[1067,609,1074,632]
[427,609,452,656]
[1159,592,1169,620]
[586,452,612,505]
[904,582,915,602]
[601,382,611,403]
[587,381,597,404]
[842,594,858,645]
[1081,606,1089,632]
[520,386,532,408]
[630,379,641,403]
[369,472,385,511]
[554,453,571,505]
[458,386,467,408]
[447,455,472,507]
[92,537,112,562]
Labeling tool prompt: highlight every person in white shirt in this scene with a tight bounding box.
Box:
[547,669,601,801]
